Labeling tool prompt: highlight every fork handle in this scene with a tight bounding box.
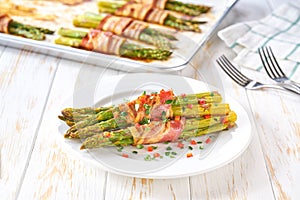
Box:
[288,80,300,92]
[277,82,300,95]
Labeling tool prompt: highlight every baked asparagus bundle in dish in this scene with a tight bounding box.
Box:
[97,0,206,32]
[123,0,211,16]
[58,90,237,149]
[55,28,172,60]
[73,12,176,50]
[0,14,54,40]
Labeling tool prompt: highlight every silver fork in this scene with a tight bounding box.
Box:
[216,55,300,95]
[258,46,300,92]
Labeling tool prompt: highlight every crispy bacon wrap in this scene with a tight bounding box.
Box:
[129,117,185,145]
[97,15,133,35]
[127,89,175,123]
[97,15,148,40]
[0,14,12,34]
[80,30,126,55]
[115,3,168,25]
[115,3,153,21]
[134,0,168,9]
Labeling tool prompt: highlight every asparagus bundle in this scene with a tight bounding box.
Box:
[123,0,211,16]
[73,12,176,50]
[0,14,54,40]
[59,90,237,148]
[81,110,237,149]
[97,1,206,32]
[55,28,172,60]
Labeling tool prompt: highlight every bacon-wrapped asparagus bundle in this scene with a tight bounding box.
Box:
[124,0,211,16]
[97,1,206,32]
[59,91,222,124]
[73,12,176,50]
[59,90,230,139]
[80,111,237,149]
[55,28,172,60]
[0,14,54,40]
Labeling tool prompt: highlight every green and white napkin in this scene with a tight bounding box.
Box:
[218,3,300,81]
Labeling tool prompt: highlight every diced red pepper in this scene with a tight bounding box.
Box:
[159,89,174,104]
[190,140,197,145]
[153,153,160,158]
[204,114,211,119]
[222,117,229,124]
[177,142,184,149]
[186,153,193,158]
[187,104,193,109]
[205,137,211,144]
[198,98,206,105]
[147,146,153,152]
[122,153,129,158]
[174,116,181,121]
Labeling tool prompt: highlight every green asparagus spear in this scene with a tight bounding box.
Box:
[55,28,172,60]
[97,0,204,32]
[165,0,211,16]
[64,103,230,139]
[80,111,237,149]
[5,20,54,40]
[59,91,223,123]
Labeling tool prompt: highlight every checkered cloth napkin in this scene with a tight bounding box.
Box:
[218,3,300,81]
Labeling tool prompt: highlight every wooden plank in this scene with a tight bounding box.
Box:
[245,69,300,199]
[17,60,120,199]
[105,173,190,200]
[0,47,59,199]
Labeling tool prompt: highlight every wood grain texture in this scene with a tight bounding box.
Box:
[0,47,59,199]
[17,60,120,199]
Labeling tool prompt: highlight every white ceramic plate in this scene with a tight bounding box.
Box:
[58,73,252,178]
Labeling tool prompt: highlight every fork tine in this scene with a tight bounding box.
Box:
[216,55,249,86]
[267,46,286,77]
[258,47,275,79]
[220,55,250,82]
[259,46,286,79]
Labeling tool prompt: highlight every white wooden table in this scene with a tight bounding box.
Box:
[1,0,300,199]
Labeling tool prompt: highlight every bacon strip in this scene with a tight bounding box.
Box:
[115,3,153,21]
[122,20,148,40]
[130,118,185,145]
[0,14,12,34]
[134,0,168,9]
[97,15,133,35]
[145,8,168,25]
[80,30,126,55]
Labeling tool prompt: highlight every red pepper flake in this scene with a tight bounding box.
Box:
[202,103,210,109]
[147,146,153,152]
[177,142,184,149]
[122,153,129,158]
[186,153,193,158]
[187,104,193,109]
[204,114,211,119]
[205,137,212,144]
[222,116,229,124]
[153,153,160,158]
[190,140,197,145]
[198,98,206,105]
[104,132,111,138]
[174,116,181,121]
